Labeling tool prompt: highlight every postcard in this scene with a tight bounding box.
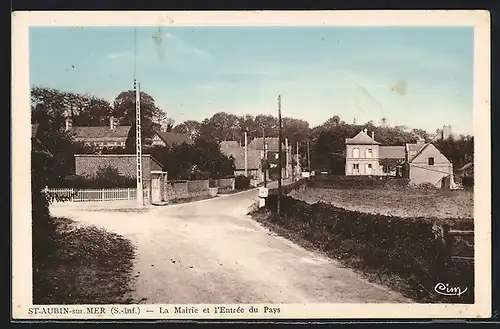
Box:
[12,10,491,320]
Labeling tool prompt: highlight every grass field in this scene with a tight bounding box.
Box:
[289,187,473,220]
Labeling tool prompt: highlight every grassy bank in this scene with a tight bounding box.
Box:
[251,195,474,303]
[33,217,137,304]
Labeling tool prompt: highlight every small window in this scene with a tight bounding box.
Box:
[353,164,359,171]
[428,157,435,165]
[368,164,372,169]
[366,149,373,158]
[353,148,360,158]
[275,153,279,160]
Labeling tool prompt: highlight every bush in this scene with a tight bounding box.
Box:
[261,195,474,303]
[53,166,136,189]
[235,175,250,190]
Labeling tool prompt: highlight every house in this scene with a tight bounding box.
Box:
[31,123,53,157]
[405,141,455,188]
[74,154,167,204]
[345,129,455,188]
[345,129,382,176]
[220,142,264,186]
[65,117,131,149]
[150,131,193,148]
[247,137,288,178]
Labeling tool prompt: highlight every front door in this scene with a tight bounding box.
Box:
[151,175,162,203]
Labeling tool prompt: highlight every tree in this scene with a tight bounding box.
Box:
[197,112,241,143]
[31,87,113,128]
[112,90,167,131]
[172,120,201,140]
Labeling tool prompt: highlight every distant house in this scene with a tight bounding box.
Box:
[220,141,264,185]
[345,129,455,188]
[74,154,167,204]
[247,137,289,178]
[65,117,131,149]
[31,123,53,157]
[405,141,455,188]
[150,131,193,148]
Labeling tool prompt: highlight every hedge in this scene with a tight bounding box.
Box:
[308,175,410,189]
[261,194,474,303]
[235,175,251,190]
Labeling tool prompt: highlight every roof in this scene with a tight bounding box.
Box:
[379,146,406,159]
[345,131,381,145]
[219,141,240,149]
[155,131,193,147]
[248,137,284,151]
[31,124,39,139]
[74,153,163,169]
[458,162,473,172]
[220,146,262,170]
[407,142,449,163]
[71,126,132,141]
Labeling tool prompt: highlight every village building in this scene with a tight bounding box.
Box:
[219,141,264,186]
[247,137,291,179]
[65,117,131,150]
[150,131,193,147]
[345,129,456,188]
[74,154,167,204]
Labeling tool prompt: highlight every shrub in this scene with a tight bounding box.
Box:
[235,175,250,190]
[261,194,474,302]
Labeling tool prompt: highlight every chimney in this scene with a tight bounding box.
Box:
[109,116,115,130]
[371,131,375,140]
[65,117,72,131]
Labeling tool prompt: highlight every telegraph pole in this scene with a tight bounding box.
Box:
[277,95,282,215]
[307,139,311,174]
[134,28,144,207]
[296,141,299,181]
[262,127,267,188]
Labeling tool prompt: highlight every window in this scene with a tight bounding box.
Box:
[353,164,359,172]
[366,149,373,158]
[428,157,435,165]
[275,153,279,160]
[353,148,360,158]
[368,164,372,169]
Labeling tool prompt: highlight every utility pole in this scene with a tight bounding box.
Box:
[307,139,311,175]
[244,129,248,177]
[285,138,289,180]
[277,95,282,215]
[262,127,267,188]
[296,141,299,181]
[133,28,144,207]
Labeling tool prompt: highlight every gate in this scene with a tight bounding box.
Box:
[151,171,167,204]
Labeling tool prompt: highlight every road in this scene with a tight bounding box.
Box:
[50,186,411,304]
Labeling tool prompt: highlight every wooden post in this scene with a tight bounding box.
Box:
[440,224,452,262]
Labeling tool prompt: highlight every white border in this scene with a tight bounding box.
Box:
[12,10,491,320]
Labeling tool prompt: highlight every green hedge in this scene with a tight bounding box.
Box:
[262,194,474,303]
[308,175,410,189]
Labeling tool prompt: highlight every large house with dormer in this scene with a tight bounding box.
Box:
[345,129,456,188]
[65,116,132,150]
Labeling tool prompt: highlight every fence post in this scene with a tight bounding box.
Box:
[101,188,105,201]
[70,188,74,202]
[440,224,452,262]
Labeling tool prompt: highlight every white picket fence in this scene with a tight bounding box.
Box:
[46,188,148,202]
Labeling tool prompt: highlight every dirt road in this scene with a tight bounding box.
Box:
[50,188,411,304]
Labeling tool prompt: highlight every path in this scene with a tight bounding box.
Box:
[50,185,411,304]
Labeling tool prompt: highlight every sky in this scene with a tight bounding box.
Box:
[29,26,474,135]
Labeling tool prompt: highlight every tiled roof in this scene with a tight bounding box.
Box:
[248,137,284,151]
[71,126,132,141]
[379,146,405,159]
[220,146,262,170]
[74,154,163,169]
[406,142,427,162]
[155,131,193,147]
[345,131,381,145]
